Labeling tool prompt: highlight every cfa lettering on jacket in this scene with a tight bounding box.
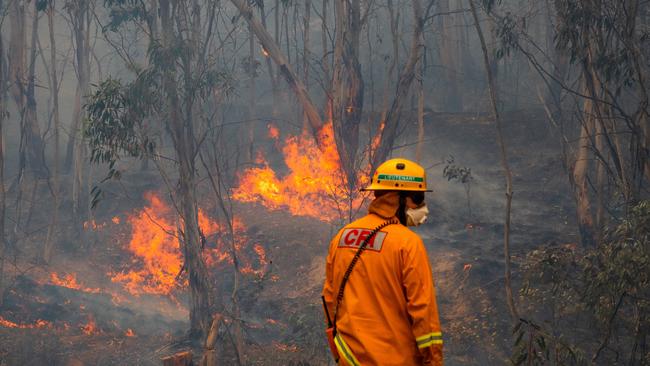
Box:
[337,228,388,252]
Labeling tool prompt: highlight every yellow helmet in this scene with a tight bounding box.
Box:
[362,158,431,192]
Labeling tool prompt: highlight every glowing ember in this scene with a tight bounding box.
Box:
[83,219,106,230]
[273,342,299,352]
[268,123,280,140]
[49,273,101,294]
[125,328,136,337]
[233,123,370,222]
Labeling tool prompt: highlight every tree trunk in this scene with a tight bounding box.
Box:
[44,1,61,263]
[331,0,363,189]
[66,0,91,233]
[258,3,278,118]
[246,22,256,162]
[8,0,26,119]
[159,0,213,338]
[321,0,330,101]
[8,0,26,109]
[200,314,223,366]
[415,50,425,162]
[302,0,311,130]
[572,82,596,246]
[372,0,429,168]
[468,0,519,322]
[65,0,90,174]
[0,1,7,306]
[229,0,324,138]
[437,0,461,111]
[179,158,212,338]
[24,2,45,175]
[595,114,605,244]
[379,0,399,128]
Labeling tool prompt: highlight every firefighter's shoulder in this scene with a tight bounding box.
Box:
[383,224,425,250]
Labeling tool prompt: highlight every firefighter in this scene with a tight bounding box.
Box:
[322,158,443,366]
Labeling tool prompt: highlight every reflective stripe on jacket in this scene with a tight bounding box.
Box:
[322,192,443,366]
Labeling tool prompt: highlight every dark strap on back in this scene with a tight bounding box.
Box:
[333,219,398,330]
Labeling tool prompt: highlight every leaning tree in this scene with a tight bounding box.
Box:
[85,0,236,338]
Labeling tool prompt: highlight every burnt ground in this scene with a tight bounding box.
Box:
[0,109,577,365]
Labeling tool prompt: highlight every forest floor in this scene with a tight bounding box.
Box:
[0,109,576,365]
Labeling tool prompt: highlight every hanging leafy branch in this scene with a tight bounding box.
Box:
[517,200,650,364]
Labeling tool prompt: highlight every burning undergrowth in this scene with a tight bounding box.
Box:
[109,192,268,297]
[0,191,270,353]
[233,122,372,222]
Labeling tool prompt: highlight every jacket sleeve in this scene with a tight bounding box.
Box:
[401,236,443,366]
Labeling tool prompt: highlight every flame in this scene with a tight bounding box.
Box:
[49,273,101,294]
[370,121,385,154]
[204,218,268,277]
[125,328,136,337]
[81,317,99,335]
[112,192,268,296]
[110,192,184,296]
[233,123,370,221]
[0,316,52,329]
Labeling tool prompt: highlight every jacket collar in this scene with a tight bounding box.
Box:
[368,191,400,219]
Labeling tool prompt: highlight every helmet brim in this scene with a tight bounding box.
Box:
[360,187,432,192]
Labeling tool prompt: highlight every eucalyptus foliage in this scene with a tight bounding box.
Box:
[515,201,650,365]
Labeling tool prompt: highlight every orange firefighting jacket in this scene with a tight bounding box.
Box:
[322,192,443,366]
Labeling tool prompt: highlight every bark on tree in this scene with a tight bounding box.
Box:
[44,0,61,263]
[162,351,193,366]
[436,0,461,111]
[372,0,432,168]
[246,22,256,162]
[0,0,6,306]
[572,81,596,247]
[200,314,223,366]
[257,2,278,117]
[379,0,399,129]
[320,0,330,101]
[331,0,364,189]
[24,2,46,176]
[9,0,45,175]
[545,4,568,124]
[302,0,311,130]
[159,0,213,338]
[66,0,91,231]
[415,48,425,162]
[468,0,519,322]
[229,0,324,139]
[595,113,605,243]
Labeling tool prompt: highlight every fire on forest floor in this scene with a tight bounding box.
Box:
[0,110,571,365]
